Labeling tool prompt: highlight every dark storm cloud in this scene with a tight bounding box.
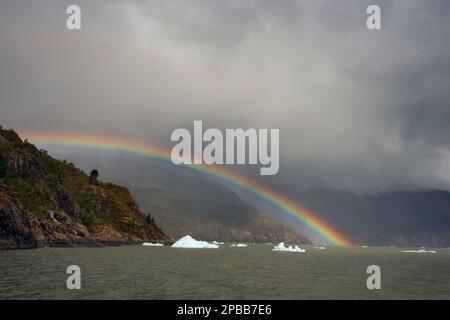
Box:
[1,0,450,192]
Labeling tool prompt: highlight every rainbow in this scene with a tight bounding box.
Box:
[21,131,352,246]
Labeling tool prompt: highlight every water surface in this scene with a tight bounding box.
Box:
[1,245,449,299]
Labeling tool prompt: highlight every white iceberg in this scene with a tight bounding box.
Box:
[211,241,224,245]
[171,235,219,249]
[230,243,248,247]
[315,246,326,250]
[272,242,306,253]
[142,242,164,247]
[402,249,436,254]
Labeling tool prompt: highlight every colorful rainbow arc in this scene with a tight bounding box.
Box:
[21,131,352,246]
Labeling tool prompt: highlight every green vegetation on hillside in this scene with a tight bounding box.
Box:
[0,127,169,248]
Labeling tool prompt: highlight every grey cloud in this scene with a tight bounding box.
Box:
[1,0,450,192]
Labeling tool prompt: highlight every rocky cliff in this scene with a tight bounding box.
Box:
[0,128,169,249]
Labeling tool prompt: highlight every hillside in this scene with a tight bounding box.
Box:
[131,185,310,244]
[42,149,311,244]
[0,128,169,249]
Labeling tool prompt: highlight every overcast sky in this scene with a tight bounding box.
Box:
[1,0,450,192]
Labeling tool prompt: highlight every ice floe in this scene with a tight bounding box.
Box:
[142,242,164,247]
[402,249,436,254]
[230,243,248,247]
[314,246,326,250]
[272,242,306,253]
[211,241,224,245]
[171,235,219,249]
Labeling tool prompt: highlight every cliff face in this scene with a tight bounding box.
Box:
[0,128,169,249]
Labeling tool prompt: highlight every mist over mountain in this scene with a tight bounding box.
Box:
[295,190,450,247]
[42,146,450,246]
[229,186,450,247]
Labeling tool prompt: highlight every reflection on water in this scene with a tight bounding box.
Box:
[1,245,449,299]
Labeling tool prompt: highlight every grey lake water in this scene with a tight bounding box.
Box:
[1,244,449,299]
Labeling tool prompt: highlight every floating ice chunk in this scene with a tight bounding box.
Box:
[362,245,368,248]
[272,242,305,253]
[402,249,436,254]
[211,241,224,245]
[171,235,219,249]
[315,246,326,250]
[142,242,164,247]
[230,243,248,247]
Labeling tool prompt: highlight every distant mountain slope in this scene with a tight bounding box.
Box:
[292,190,450,247]
[0,128,169,249]
[130,185,310,244]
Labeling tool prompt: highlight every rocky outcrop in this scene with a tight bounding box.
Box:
[0,189,36,249]
[0,131,44,178]
[0,128,170,249]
